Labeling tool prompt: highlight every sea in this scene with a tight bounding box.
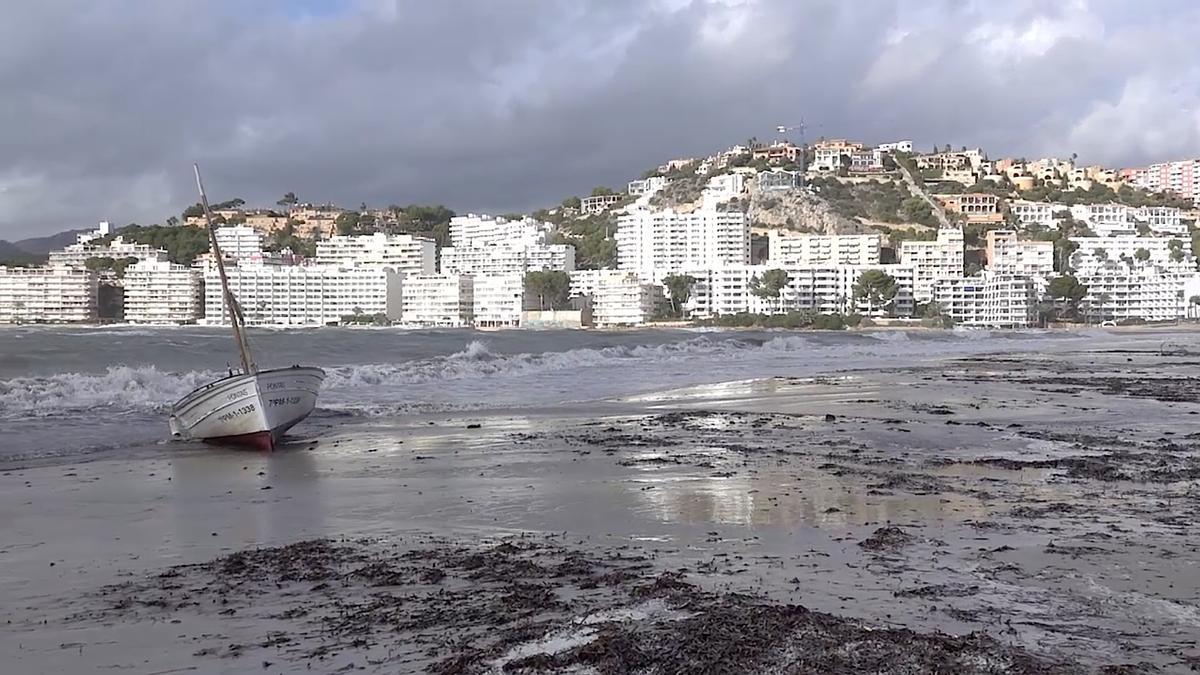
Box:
[0,325,1123,467]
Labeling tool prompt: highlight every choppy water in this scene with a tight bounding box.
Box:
[0,325,1124,465]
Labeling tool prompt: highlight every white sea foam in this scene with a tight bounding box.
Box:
[0,331,1074,420]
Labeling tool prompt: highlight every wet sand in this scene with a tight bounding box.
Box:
[3,342,1200,673]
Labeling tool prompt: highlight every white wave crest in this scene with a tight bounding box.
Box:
[0,365,219,417]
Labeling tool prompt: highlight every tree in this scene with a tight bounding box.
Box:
[335,212,362,236]
[1093,247,1108,262]
[524,271,572,311]
[590,186,616,197]
[1047,274,1088,320]
[562,196,581,209]
[853,270,898,316]
[750,269,790,313]
[165,216,179,228]
[662,274,697,318]
[1134,248,1151,263]
[277,191,299,207]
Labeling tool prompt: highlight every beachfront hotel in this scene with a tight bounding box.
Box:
[681,263,916,318]
[934,273,1039,328]
[0,265,99,323]
[589,271,664,327]
[400,274,474,327]
[122,260,203,325]
[472,273,527,329]
[202,262,402,326]
[984,230,1055,277]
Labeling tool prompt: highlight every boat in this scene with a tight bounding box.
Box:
[168,165,325,450]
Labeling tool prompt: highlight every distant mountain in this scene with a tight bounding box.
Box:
[0,239,43,264]
[12,229,86,256]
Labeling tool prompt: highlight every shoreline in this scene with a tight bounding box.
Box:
[3,341,1200,672]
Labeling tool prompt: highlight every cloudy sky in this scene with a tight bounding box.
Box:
[2,0,1199,239]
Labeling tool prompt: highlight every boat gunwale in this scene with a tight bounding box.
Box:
[171,366,326,410]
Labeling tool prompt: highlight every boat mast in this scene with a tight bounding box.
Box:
[193,164,256,375]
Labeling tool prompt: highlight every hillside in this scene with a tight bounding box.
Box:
[12,229,85,256]
[742,176,869,235]
[0,239,45,264]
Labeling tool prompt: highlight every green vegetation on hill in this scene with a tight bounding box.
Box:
[807,176,937,226]
[84,255,139,278]
[551,212,617,269]
[107,224,211,265]
[1017,180,1191,208]
[336,204,455,248]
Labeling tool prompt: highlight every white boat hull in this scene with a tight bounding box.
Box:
[168,366,325,450]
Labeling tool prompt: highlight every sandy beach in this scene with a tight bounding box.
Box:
[3,337,1200,673]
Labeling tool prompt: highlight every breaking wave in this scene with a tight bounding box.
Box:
[0,365,220,417]
[0,331,1070,420]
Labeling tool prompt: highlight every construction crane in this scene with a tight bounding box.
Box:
[775,121,815,186]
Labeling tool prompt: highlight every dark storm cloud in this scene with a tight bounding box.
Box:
[1,0,1198,238]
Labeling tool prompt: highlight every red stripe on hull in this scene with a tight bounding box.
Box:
[203,430,275,451]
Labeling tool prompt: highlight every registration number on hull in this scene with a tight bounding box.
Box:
[268,396,302,406]
[218,404,256,422]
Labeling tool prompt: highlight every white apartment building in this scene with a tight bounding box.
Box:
[628,176,668,196]
[569,269,629,299]
[768,231,882,267]
[591,272,664,327]
[683,264,915,318]
[899,227,965,302]
[440,242,575,276]
[934,274,1037,328]
[48,235,169,269]
[878,141,914,153]
[1007,200,1062,228]
[1132,206,1187,237]
[0,266,99,323]
[1069,236,1193,274]
[1078,266,1193,323]
[472,273,526,329]
[579,194,624,215]
[984,230,1054,277]
[703,172,747,204]
[123,260,203,324]
[616,208,750,281]
[203,264,402,326]
[315,232,436,275]
[449,214,552,248]
[400,274,474,327]
[214,225,266,259]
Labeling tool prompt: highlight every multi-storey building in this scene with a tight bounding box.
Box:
[472,273,527,329]
[767,231,882,267]
[400,274,474,327]
[616,208,750,281]
[751,142,803,165]
[811,139,866,172]
[936,193,1003,224]
[203,263,402,326]
[934,273,1037,328]
[315,233,436,275]
[1007,200,1062,228]
[899,227,965,302]
[579,194,625,215]
[1069,236,1193,274]
[0,266,99,323]
[569,269,629,299]
[439,242,575,276]
[47,234,169,269]
[682,264,915,318]
[1078,266,1194,323]
[628,176,668,196]
[1132,206,1187,236]
[984,230,1054,276]
[449,214,552,248]
[122,260,203,324]
[591,272,664,326]
[1123,158,1200,206]
[848,149,884,173]
[214,225,266,260]
[287,205,344,238]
